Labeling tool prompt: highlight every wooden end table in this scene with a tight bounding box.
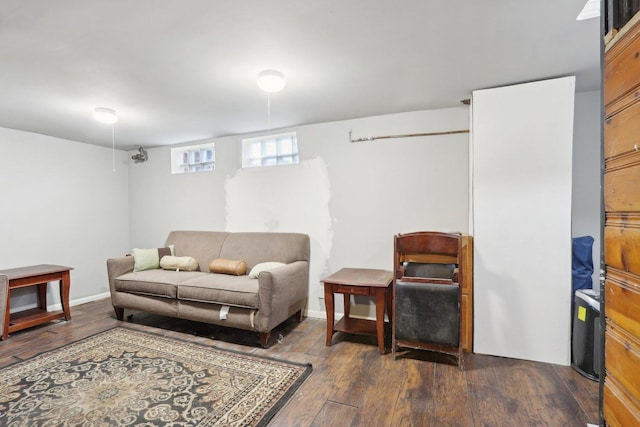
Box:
[322,268,393,354]
[0,264,73,340]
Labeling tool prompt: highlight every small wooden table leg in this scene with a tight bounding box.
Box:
[375,288,386,354]
[37,283,47,311]
[60,270,71,320]
[2,294,9,341]
[343,293,350,318]
[386,287,393,324]
[324,284,335,346]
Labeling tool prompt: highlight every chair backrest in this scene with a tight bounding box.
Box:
[394,231,462,282]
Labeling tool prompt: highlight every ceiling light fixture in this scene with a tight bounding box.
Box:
[257,70,286,93]
[93,107,118,171]
[93,107,118,124]
[577,0,600,20]
[256,70,286,135]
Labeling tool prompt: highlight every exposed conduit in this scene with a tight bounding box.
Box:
[349,129,469,143]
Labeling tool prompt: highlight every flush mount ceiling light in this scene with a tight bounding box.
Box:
[257,70,286,93]
[93,107,118,124]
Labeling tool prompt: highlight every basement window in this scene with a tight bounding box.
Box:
[171,143,215,174]
[241,132,299,168]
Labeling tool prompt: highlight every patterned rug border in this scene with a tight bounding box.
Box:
[2,326,313,426]
[8,325,313,371]
[123,325,314,370]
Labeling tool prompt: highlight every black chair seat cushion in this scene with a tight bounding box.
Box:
[395,280,460,347]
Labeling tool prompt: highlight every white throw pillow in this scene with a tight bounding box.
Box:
[248,262,286,279]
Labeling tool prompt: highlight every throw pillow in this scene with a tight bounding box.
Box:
[209,259,247,275]
[248,262,286,279]
[132,245,175,272]
[160,255,199,272]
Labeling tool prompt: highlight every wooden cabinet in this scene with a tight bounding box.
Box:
[603,12,640,426]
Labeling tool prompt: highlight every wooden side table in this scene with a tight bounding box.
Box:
[322,268,393,354]
[0,264,73,340]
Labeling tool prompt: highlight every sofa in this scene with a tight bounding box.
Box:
[107,230,310,347]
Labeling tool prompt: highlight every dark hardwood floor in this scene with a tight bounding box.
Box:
[0,298,599,427]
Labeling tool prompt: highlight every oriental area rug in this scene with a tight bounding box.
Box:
[0,327,312,426]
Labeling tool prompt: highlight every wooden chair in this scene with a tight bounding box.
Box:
[392,231,463,368]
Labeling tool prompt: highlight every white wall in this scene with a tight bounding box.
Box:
[0,127,130,310]
[572,90,602,288]
[128,107,470,318]
[0,93,601,362]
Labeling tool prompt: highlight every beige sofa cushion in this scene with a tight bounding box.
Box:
[177,274,259,308]
[115,270,207,298]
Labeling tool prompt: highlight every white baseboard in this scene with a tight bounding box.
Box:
[44,294,385,323]
[306,309,327,319]
[47,292,111,312]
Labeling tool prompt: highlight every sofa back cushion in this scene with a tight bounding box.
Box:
[165,231,310,273]
[219,232,310,270]
[165,231,230,273]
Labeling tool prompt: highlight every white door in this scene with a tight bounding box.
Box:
[472,77,575,365]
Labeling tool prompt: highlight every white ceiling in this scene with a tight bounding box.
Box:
[0,0,601,150]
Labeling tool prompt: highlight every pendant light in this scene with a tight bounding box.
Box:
[257,70,286,134]
[93,107,118,171]
[93,107,118,124]
[257,70,286,93]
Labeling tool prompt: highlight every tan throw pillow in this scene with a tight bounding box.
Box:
[160,255,199,272]
[209,259,247,275]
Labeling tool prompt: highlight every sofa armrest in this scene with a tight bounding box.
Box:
[107,256,135,295]
[256,260,309,332]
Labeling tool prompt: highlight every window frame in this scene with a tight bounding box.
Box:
[171,142,215,174]
[241,132,299,168]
